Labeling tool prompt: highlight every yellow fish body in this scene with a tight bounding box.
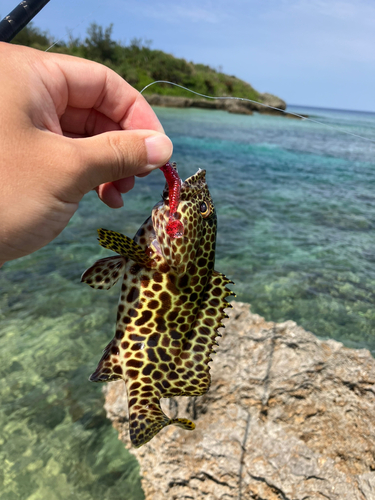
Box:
[82,164,234,447]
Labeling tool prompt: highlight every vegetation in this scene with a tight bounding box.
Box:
[12,23,262,101]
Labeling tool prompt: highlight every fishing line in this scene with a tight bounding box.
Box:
[2,1,373,144]
[140,81,375,145]
[45,3,104,52]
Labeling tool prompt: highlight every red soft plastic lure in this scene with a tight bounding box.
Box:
[160,162,184,238]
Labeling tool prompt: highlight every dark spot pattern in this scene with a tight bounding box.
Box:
[83,164,235,448]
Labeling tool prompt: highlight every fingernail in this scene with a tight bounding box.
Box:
[145,135,173,168]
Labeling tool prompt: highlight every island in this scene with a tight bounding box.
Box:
[143,92,288,116]
[13,23,291,116]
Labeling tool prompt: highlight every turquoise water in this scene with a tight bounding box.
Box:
[1,105,375,498]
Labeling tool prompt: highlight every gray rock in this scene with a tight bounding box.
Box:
[143,94,290,116]
[257,92,287,113]
[104,302,375,500]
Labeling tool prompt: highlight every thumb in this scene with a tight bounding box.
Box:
[72,129,173,196]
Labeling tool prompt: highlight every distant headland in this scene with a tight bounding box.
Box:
[143,93,287,116]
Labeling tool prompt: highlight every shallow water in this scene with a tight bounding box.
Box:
[1,105,375,498]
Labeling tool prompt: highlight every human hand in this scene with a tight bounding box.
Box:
[0,43,172,266]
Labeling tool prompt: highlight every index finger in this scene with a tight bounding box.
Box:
[41,50,164,133]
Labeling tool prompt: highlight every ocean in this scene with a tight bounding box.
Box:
[1,105,375,499]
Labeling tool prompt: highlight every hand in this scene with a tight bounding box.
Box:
[0,43,172,266]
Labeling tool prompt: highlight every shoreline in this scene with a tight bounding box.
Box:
[143,93,304,118]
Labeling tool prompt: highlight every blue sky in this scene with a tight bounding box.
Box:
[2,0,375,111]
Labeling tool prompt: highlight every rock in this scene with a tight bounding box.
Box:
[256,92,287,114]
[104,302,375,500]
[143,94,195,109]
[143,94,292,116]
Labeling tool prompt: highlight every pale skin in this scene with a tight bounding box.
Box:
[0,43,173,267]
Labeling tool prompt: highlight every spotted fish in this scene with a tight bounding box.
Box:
[81,163,234,447]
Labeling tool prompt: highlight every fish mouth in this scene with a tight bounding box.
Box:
[149,238,163,257]
[151,201,191,274]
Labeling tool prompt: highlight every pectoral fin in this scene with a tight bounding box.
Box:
[81,256,126,290]
[98,228,152,265]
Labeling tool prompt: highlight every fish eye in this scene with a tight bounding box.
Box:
[200,201,210,218]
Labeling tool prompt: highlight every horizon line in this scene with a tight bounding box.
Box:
[288,103,375,115]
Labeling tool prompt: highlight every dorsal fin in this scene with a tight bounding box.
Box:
[97,228,152,265]
[158,270,235,398]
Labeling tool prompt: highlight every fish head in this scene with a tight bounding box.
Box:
[151,167,217,275]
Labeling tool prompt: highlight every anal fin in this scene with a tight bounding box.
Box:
[89,338,123,382]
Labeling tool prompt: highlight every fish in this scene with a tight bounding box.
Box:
[81,162,234,447]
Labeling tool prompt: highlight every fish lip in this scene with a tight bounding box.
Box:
[150,238,163,256]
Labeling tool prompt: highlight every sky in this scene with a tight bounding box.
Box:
[2,0,375,111]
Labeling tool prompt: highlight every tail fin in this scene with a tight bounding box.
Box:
[129,403,195,448]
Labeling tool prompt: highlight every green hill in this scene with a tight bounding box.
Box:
[12,22,283,108]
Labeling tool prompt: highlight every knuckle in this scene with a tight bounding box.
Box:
[107,133,146,179]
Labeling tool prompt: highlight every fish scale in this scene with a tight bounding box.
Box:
[81,164,234,447]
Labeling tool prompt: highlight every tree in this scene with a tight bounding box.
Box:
[84,23,116,62]
[11,23,51,49]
